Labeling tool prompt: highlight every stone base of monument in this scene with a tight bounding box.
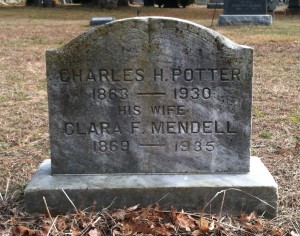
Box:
[218,15,272,25]
[207,3,224,9]
[25,156,277,218]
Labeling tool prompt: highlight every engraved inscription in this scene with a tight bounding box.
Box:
[150,105,187,116]
[60,69,144,82]
[60,66,242,154]
[172,68,240,82]
[175,141,214,152]
[118,106,141,116]
[59,68,242,83]
[151,121,236,134]
[64,121,236,136]
[93,141,129,152]
[92,88,128,100]
[174,87,211,100]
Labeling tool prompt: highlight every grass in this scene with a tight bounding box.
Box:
[259,131,273,139]
[290,110,300,127]
[0,4,299,234]
[252,107,266,118]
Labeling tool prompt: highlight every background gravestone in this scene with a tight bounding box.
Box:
[219,0,272,25]
[223,0,267,14]
[25,17,277,217]
[287,0,300,13]
[207,0,224,9]
[195,0,209,5]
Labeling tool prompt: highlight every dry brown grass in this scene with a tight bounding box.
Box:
[0,4,299,234]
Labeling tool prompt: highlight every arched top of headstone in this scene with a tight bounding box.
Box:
[47,17,251,63]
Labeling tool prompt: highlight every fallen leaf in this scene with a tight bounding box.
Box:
[112,229,122,236]
[0,229,10,236]
[70,225,81,236]
[12,226,38,236]
[112,229,125,236]
[291,231,300,236]
[175,212,195,231]
[248,211,258,220]
[126,204,139,211]
[152,225,172,236]
[164,222,176,231]
[136,204,152,220]
[40,223,50,236]
[243,221,264,234]
[56,218,66,231]
[198,217,209,233]
[209,220,215,231]
[154,203,160,211]
[271,227,284,236]
[191,229,201,236]
[88,228,99,236]
[124,221,151,234]
[112,209,126,221]
[170,207,177,223]
[238,211,258,222]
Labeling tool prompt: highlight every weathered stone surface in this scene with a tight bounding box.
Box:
[46,17,253,175]
[223,0,267,15]
[219,15,272,25]
[25,157,278,218]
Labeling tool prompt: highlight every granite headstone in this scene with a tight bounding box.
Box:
[219,0,272,25]
[25,17,277,217]
[207,0,224,9]
[195,0,209,5]
[223,0,267,14]
[47,16,252,175]
[287,0,300,13]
